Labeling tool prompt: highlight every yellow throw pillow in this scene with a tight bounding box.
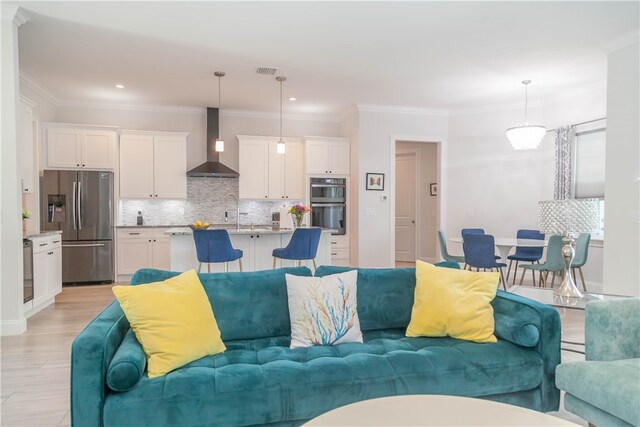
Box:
[406,260,499,343]
[112,270,226,378]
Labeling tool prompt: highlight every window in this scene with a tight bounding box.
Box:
[573,127,605,238]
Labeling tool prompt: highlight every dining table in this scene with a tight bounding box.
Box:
[449,237,548,264]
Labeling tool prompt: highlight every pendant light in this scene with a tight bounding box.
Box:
[214,71,225,152]
[506,80,546,150]
[276,76,286,154]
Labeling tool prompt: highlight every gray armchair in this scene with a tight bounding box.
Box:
[556,298,640,427]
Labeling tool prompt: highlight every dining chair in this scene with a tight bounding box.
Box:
[273,227,322,271]
[519,235,564,287]
[461,228,485,237]
[571,233,591,292]
[437,230,465,264]
[193,229,243,273]
[506,229,545,284]
[462,234,507,291]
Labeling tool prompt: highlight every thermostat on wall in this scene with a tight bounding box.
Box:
[381,194,388,202]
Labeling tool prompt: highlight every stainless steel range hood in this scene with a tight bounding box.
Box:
[187,108,239,178]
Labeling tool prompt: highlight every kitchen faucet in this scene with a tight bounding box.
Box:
[224,193,244,231]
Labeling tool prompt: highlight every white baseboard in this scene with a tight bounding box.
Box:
[24,296,55,319]
[0,317,27,336]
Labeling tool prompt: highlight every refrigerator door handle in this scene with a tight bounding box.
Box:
[77,181,83,230]
[72,181,77,231]
[62,243,106,248]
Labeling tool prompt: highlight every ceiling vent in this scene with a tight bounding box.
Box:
[255,66,278,75]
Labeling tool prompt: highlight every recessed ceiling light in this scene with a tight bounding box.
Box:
[289,97,296,101]
[115,84,124,89]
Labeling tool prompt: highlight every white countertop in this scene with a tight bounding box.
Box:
[165,227,335,236]
[25,230,63,240]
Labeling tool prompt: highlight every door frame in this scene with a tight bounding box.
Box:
[395,148,420,262]
[389,135,444,266]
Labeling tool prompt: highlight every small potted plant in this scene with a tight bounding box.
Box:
[22,208,31,232]
[288,204,311,228]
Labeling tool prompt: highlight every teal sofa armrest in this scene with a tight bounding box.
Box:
[71,300,130,427]
[586,298,640,361]
[491,290,562,412]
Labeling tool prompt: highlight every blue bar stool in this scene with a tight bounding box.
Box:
[272,228,322,270]
[193,229,243,273]
[463,234,508,291]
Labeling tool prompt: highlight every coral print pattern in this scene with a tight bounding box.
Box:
[285,270,363,348]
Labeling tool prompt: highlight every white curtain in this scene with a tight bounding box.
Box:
[554,126,575,200]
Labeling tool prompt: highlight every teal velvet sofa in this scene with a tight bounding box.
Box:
[71,265,561,427]
[556,298,640,427]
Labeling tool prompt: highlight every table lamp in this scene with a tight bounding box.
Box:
[538,199,600,298]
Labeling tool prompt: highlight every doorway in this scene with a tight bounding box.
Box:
[394,141,439,265]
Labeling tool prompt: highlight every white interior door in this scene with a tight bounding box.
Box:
[395,152,417,262]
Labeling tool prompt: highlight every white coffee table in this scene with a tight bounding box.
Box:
[304,395,577,426]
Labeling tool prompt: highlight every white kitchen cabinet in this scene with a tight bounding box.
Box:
[304,137,350,175]
[45,124,117,169]
[116,228,172,276]
[19,98,36,193]
[27,234,63,318]
[253,234,281,271]
[239,136,304,200]
[119,131,188,199]
[239,137,270,199]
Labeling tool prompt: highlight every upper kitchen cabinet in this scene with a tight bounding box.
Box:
[44,123,117,169]
[304,137,350,175]
[119,131,188,199]
[238,135,304,200]
[19,97,36,193]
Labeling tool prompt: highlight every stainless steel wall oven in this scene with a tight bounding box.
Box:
[310,178,346,235]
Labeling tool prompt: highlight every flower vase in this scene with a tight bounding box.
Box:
[291,214,304,228]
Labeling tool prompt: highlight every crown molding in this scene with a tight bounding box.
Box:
[221,108,340,123]
[20,72,58,106]
[338,105,359,122]
[1,5,29,26]
[356,103,449,117]
[56,99,206,115]
[602,29,640,54]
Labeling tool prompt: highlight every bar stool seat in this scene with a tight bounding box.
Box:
[273,228,322,270]
[193,229,243,273]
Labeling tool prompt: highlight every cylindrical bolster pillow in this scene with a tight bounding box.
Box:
[107,330,147,392]
[494,314,540,347]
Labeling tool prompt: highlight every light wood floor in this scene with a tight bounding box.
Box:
[1,281,587,427]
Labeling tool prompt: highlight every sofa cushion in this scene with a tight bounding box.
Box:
[107,330,147,392]
[130,267,312,341]
[556,358,640,426]
[103,335,543,426]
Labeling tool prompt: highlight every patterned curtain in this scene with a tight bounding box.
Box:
[553,126,575,200]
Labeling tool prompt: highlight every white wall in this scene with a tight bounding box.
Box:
[397,141,439,262]
[354,109,448,267]
[1,5,27,336]
[446,88,607,288]
[603,41,640,296]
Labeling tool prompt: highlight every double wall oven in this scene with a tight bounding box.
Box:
[310,178,346,235]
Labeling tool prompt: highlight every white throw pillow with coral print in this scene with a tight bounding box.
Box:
[285,271,363,349]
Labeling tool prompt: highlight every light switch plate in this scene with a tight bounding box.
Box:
[365,208,376,216]
[381,194,388,202]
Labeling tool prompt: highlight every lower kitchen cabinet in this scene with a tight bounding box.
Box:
[117,228,171,277]
[25,234,62,318]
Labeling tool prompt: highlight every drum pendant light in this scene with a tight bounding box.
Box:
[506,80,546,150]
[276,76,286,154]
[214,71,225,152]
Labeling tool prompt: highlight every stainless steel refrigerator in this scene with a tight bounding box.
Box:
[41,170,114,284]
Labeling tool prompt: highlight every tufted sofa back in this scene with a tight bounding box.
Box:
[130,267,312,341]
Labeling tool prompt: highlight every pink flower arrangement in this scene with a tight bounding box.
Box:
[288,204,311,227]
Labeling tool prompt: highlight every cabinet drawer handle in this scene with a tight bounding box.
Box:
[331,241,337,245]
[331,253,338,256]
[128,232,141,235]
[39,243,48,247]
[48,251,53,255]
[52,240,60,243]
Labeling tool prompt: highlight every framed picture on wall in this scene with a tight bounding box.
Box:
[430,183,438,196]
[366,173,385,191]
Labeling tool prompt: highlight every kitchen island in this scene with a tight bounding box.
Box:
[165,227,334,272]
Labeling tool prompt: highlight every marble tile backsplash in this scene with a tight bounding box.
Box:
[118,177,301,226]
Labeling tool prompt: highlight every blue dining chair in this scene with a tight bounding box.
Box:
[462,234,507,291]
[519,235,564,287]
[461,228,485,237]
[273,228,322,270]
[193,229,243,272]
[506,229,545,284]
[438,230,465,264]
[571,233,591,291]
